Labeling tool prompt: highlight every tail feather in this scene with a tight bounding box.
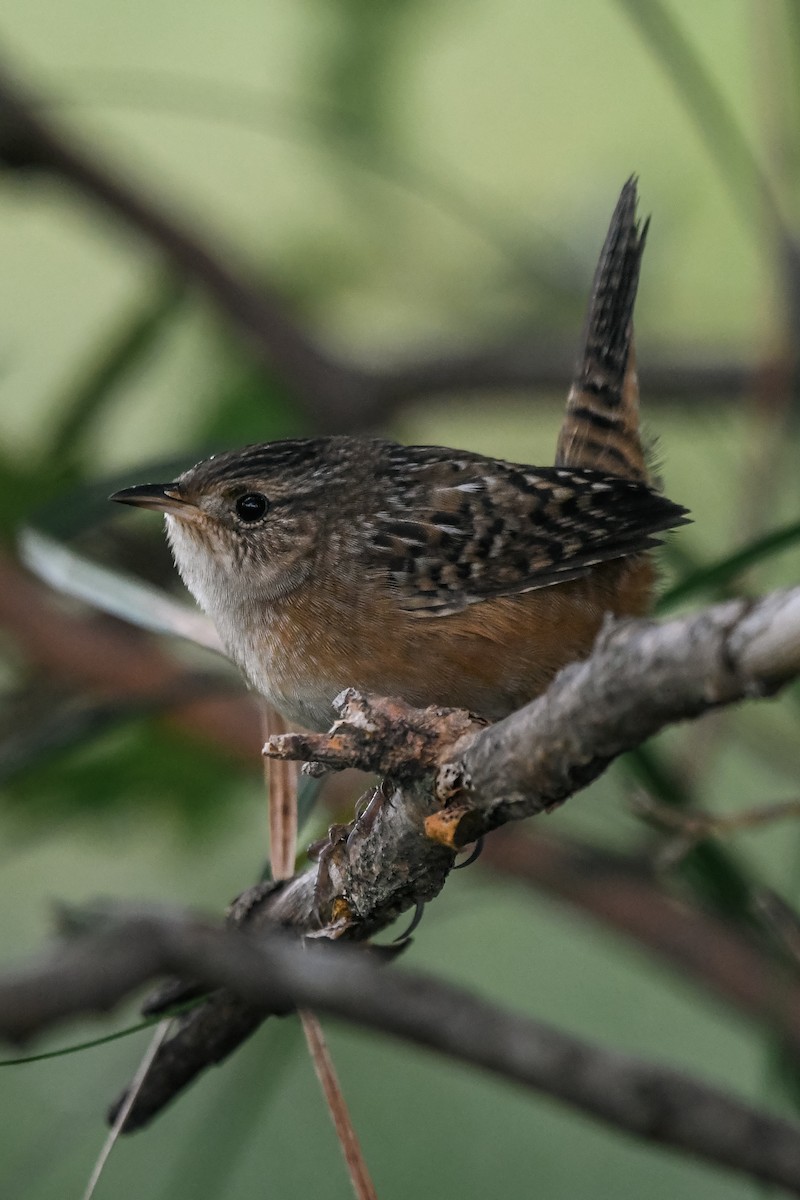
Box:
[556,177,650,485]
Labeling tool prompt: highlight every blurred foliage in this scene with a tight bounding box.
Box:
[2,708,249,833]
[0,2,799,1199]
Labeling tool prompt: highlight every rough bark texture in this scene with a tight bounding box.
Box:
[99,585,800,1130]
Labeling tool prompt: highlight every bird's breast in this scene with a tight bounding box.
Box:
[216,556,656,730]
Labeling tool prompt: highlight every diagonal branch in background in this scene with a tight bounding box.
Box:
[479,826,800,1047]
[0,51,760,427]
[113,584,800,1128]
[0,52,370,429]
[3,904,800,1196]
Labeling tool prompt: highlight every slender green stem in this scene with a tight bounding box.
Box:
[658,518,800,611]
[0,1017,158,1066]
[44,277,185,472]
[616,0,786,237]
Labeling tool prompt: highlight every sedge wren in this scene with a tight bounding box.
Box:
[111,181,688,732]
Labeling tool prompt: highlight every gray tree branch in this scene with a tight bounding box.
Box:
[111,584,800,1129]
[3,904,800,1195]
[268,587,800,847]
[6,543,800,1050]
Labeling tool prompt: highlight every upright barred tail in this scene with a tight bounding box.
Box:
[556,177,650,485]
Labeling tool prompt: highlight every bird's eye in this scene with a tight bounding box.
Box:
[235,492,269,523]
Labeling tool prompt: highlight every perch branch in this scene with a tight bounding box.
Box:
[265,588,800,848]
[432,587,800,844]
[6,547,799,1061]
[113,584,800,1127]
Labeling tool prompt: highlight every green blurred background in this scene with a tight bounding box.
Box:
[1,1,800,1197]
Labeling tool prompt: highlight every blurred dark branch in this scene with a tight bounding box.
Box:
[0,52,370,429]
[370,340,753,408]
[481,827,800,1052]
[0,50,758,434]
[3,903,800,1195]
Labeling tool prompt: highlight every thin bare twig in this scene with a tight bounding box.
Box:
[264,709,377,1200]
[635,794,800,838]
[81,1021,171,1200]
[300,1012,378,1200]
[264,706,299,883]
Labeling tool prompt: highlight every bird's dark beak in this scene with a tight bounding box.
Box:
[110,483,198,517]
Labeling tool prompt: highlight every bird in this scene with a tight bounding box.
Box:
[111,180,689,733]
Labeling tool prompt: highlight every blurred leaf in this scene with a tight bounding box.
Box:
[0,450,59,539]
[2,716,253,834]
[659,536,706,588]
[197,350,305,447]
[43,277,185,474]
[158,1018,304,1200]
[0,687,146,786]
[318,0,414,143]
[624,744,757,923]
[625,742,693,810]
[23,460,195,541]
[19,528,222,651]
[657,517,800,612]
[617,0,784,234]
[677,842,762,927]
